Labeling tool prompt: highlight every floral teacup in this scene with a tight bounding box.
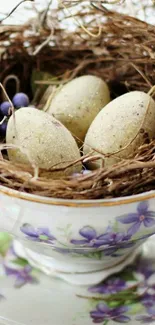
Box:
[0,184,155,285]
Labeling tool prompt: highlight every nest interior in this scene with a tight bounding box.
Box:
[0,2,155,200]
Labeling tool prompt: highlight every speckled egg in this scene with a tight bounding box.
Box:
[83,91,155,168]
[6,107,82,175]
[47,75,110,143]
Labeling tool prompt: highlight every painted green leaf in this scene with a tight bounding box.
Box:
[64,224,72,239]
[116,291,137,300]
[88,299,103,309]
[113,221,119,232]
[128,303,144,315]
[103,321,109,325]
[120,270,137,281]
[66,224,72,230]
[108,300,124,308]
[85,251,103,260]
[105,290,138,306]
[0,232,12,256]
[132,230,154,241]
[57,227,64,232]
[13,257,29,267]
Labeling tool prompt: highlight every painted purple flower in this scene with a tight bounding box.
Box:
[20,224,56,244]
[125,255,155,282]
[141,293,155,309]
[102,238,134,257]
[9,244,18,257]
[71,225,132,249]
[70,226,102,247]
[136,308,155,323]
[4,264,38,288]
[117,202,155,236]
[89,278,126,295]
[136,262,154,280]
[90,303,130,323]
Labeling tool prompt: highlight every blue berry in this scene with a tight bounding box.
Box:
[0,101,12,117]
[12,92,29,108]
[0,120,7,137]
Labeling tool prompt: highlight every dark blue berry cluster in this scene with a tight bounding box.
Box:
[0,93,30,137]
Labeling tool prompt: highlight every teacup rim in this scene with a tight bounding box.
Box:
[0,184,155,207]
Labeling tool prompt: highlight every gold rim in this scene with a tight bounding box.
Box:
[0,185,154,207]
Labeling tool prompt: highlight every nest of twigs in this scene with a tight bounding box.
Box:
[0,2,155,200]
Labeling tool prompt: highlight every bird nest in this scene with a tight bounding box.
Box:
[0,1,155,200]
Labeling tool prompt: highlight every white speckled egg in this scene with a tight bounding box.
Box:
[6,107,81,175]
[83,91,155,168]
[47,75,110,143]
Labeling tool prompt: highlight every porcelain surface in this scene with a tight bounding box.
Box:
[1,185,155,284]
[0,236,155,324]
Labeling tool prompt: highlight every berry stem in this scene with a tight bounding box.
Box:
[2,75,20,98]
[0,83,14,115]
[0,116,7,125]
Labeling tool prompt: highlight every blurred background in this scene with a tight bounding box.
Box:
[0,0,155,25]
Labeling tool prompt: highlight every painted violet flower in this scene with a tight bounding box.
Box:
[89,278,126,295]
[90,303,130,323]
[117,201,155,236]
[70,226,103,247]
[137,263,154,280]
[20,224,56,244]
[70,225,131,249]
[4,264,38,288]
[141,293,155,309]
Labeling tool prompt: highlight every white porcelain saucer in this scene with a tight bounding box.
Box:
[0,237,155,325]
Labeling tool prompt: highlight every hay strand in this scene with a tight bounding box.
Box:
[0,139,154,199]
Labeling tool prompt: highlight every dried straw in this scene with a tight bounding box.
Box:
[1,3,155,95]
[0,139,155,199]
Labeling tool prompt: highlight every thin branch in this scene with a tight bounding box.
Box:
[32,27,54,56]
